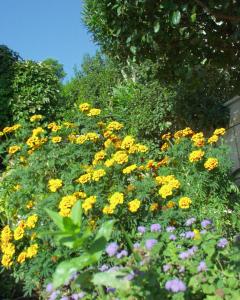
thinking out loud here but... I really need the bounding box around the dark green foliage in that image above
[0,45,20,129]
[42,58,66,81]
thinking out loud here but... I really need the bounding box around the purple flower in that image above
[187,246,198,256]
[163,264,171,272]
[179,251,190,260]
[166,226,175,232]
[185,231,195,239]
[169,234,176,241]
[217,238,228,248]
[46,283,54,293]
[150,223,161,232]
[125,271,135,281]
[165,278,186,293]
[106,242,119,257]
[138,226,146,233]
[145,239,157,250]
[200,229,207,235]
[185,217,196,226]
[60,297,69,300]
[48,291,60,300]
[99,264,109,272]
[201,219,211,228]
[116,250,128,259]
[106,287,116,293]
[71,292,85,300]
[198,261,207,272]
[133,242,140,249]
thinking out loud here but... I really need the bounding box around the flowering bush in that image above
[0,103,239,297]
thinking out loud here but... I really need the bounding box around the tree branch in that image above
[194,0,240,22]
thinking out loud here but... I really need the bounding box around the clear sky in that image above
[0,0,98,81]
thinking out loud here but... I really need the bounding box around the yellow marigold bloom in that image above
[189,150,205,162]
[113,151,128,164]
[0,131,3,136]
[103,130,113,139]
[13,184,21,191]
[109,192,124,207]
[135,143,149,153]
[150,202,159,212]
[8,145,21,155]
[3,126,14,134]
[48,179,63,192]
[162,132,171,140]
[191,132,205,147]
[213,128,225,136]
[30,114,43,122]
[12,124,21,131]
[166,200,176,208]
[92,169,106,181]
[17,251,27,264]
[121,136,135,149]
[26,200,34,209]
[1,242,15,257]
[122,164,137,174]
[26,244,38,258]
[48,122,61,132]
[82,196,96,213]
[87,108,101,116]
[174,130,183,139]
[63,121,76,128]
[76,173,91,184]
[68,134,77,143]
[51,136,62,143]
[193,229,201,240]
[156,175,180,189]
[128,199,141,213]
[161,142,169,151]
[182,127,194,137]
[1,254,13,268]
[76,135,87,144]
[79,102,90,112]
[14,226,24,240]
[86,132,99,142]
[94,150,106,161]
[104,139,113,148]
[178,197,192,209]
[1,225,12,243]
[20,156,27,163]
[26,215,38,229]
[159,185,173,199]
[32,127,44,136]
[204,158,218,171]
[59,194,78,216]
[18,220,26,229]
[73,191,86,199]
[103,205,114,215]
[104,159,114,168]
[107,121,123,131]
[207,135,219,144]
[127,145,137,154]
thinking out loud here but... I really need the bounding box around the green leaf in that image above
[92,271,131,291]
[191,13,196,22]
[130,46,137,55]
[94,220,115,242]
[45,208,65,230]
[70,200,82,227]
[154,22,160,33]
[171,11,181,25]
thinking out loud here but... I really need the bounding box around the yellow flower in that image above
[17,251,27,264]
[104,139,113,148]
[14,226,24,240]
[178,197,192,209]
[207,135,219,144]
[193,229,201,240]
[48,179,63,192]
[32,127,45,136]
[26,215,38,229]
[87,108,101,116]
[122,164,137,174]
[51,136,62,143]
[135,144,149,153]
[182,127,194,137]
[82,196,97,213]
[109,192,124,208]
[191,132,205,147]
[13,184,21,191]
[103,205,115,214]
[76,135,87,144]
[26,244,38,258]
[86,132,99,142]
[1,243,15,257]
[121,136,135,149]
[26,201,34,209]
[94,150,106,161]
[204,158,218,171]
[1,225,12,244]
[213,128,225,136]
[189,150,205,162]
[59,194,78,217]
[68,134,77,143]
[92,169,106,181]
[8,145,21,155]
[1,254,13,268]
[104,159,115,168]
[150,202,159,212]
[159,185,173,199]
[156,175,180,189]
[73,191,87,199]
[162,132,171,140]
[30,114,43,122]
[166,200,176,208]
[128,199,141,213]
[174,130,183,139]
[48,122,61,132]
[79,102,90,112]
[76,173,91,184]
[113,151,128,164]
[161,142,169,151]
[107,121,123,131]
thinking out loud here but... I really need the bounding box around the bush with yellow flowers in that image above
[0,103,239,296]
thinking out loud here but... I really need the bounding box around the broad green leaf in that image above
[130,46,137,55]
[92,271,131,291]
[45,208,65,230]
[94,220,115,242]
[191,13,196,22]
[70,200,82,227]
[171,11,181,25]
[154,22,160,33]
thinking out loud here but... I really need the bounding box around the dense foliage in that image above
[0,104,239,299]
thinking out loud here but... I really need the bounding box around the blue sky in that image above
[0,0,98,81]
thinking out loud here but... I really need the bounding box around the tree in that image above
[42,58,66,81]
[0,45,20,128]
[83,0,240,87]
